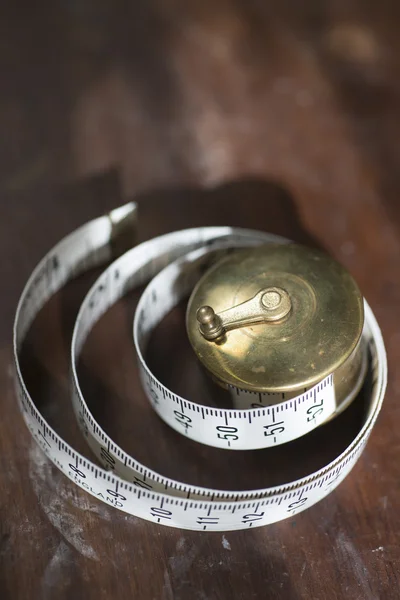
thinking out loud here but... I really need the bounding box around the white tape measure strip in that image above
[132,245,336,449]
[13,203,387,531]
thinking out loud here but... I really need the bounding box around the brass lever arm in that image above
[196,287,292,342]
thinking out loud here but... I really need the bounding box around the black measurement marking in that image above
[38,430,51,447]
[133,476,152,490]
[242,512,265,524]
[216,425,239,441]
[150,507,172,520]
[307,398,324,422]
[264,421,285,437]
[196,516,219,526]
[106,489,126,501]
[69,464,86,478]
[287,497,308,512]
[174,410,192,430]
[100,447,115,469]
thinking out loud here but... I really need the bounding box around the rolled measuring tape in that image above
[13,202,387,531]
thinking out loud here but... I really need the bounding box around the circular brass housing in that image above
[186,244,365,403]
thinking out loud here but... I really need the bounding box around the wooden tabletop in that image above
[1,2,400,598]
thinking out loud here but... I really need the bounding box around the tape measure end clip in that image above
[109,202,138,258]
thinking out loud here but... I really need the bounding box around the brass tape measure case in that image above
[186,244,365,414]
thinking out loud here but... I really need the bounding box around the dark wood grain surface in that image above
[1,1,400,599]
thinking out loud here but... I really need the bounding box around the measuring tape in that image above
[13,202,387,531]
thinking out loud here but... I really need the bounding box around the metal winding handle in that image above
[196,286,292,341]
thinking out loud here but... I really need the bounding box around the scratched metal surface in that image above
[1,1,400,598]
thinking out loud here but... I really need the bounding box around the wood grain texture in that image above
[1,1,400,598]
